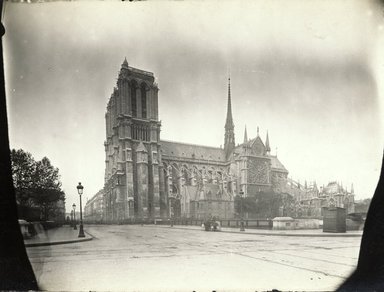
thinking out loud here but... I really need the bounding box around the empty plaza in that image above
[26,225,361,291]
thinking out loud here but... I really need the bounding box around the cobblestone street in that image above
[26,225,361,291]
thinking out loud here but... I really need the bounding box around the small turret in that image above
[265,131,271,154]
[122,57,128,69]
[243,125,248,144]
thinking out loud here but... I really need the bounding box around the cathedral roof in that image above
[160,140,226,162]
[322,181,346,195]
[270,156,288,172]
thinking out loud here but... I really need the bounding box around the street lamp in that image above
[70,210,73,227]
[77,182,85,238]
[72,203,77,230]
[169,196,174,227]
[239,190,245,231]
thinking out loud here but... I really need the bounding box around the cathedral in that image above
[101,59,290,223]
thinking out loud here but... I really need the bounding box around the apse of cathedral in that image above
[96,60,355,223]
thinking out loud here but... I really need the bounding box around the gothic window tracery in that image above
[131,80,137,117]
[141,83,147,118]
[181,167,190,185]
[247,159,269,184]
[251,139,265,156]
[207,171,213,183]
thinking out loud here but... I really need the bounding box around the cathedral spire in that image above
[225,77,234,128]
[351,183,354,194]
[224,76,235,159]
[243,125,248,143]
[265,131,271,154]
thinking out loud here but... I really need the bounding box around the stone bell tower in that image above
[104,59,165,222]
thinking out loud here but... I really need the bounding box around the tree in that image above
[235,191,295,219]
[10,149,36,208]
[30,157,65,221]
[10,149,65,221]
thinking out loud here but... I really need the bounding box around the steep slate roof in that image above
[270,156,288,173]
[160,140,226,162]
[323,181,344,194]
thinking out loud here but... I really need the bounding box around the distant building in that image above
[52,199,66,223]
[285,180,355,217]
[320,182,355,214]
[66,211,80,222]
[84,189,105,223]
[354,198,371,215]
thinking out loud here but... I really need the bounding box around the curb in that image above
[220,229,363,237]
[25,232,94,247]
[150,225,363,238]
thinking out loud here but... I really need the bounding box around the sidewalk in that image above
[151,224,364,237]
[24,225,93,247]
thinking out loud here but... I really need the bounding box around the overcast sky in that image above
[3,0,384,209]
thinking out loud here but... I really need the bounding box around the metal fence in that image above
[158,218,273,229]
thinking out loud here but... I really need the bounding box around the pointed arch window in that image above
[141,83,147,118]
[131,80,137,117]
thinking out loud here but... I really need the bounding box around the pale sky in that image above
[3,0,384,210]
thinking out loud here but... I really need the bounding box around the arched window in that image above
[182,167,189,185]
[131,80,137,117]
[141,83,147,118]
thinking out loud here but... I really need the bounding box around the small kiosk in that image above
[323,207,346,233]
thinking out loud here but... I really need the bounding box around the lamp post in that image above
[169,196,174,227]
[70,210,73,227]
[77,182,85,237]
[72,203,77,230]
[239,190,245,231]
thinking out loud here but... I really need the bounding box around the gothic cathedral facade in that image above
[103,60,289,222]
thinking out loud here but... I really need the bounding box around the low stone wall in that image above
[273,217,323,230]
[295,218,322,229]
[346,219,365,230]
